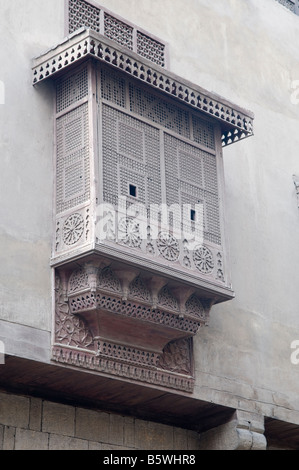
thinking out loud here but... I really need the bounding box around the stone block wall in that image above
[0,391,200,450]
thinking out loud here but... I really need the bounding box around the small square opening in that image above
[129,184,137,198]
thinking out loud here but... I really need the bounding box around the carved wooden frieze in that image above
[52,258,212,392]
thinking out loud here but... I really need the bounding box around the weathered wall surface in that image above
[0,0,64,331]
[1,0,299,441]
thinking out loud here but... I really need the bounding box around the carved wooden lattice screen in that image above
[56,73,90,211]
[99,64,223,278]
[68,0,168,67]
[51,61,226,391]
[31,5,254,394]
[102,105,162,209]
[55,65,91,252]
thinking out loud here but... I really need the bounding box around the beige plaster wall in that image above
[0,0,64,330]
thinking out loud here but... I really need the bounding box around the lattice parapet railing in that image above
[32,29,254,147]
[275,0,299,14]
[67,0,168,67]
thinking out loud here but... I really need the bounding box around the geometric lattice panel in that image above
[100,67,126,108]
[99,66,221,247]
[136,31,166,68]
[56,66,89,114]
[99,66,216,153]
[56,103,90,213]
[192,115,215,150]
[104,12,134,50]
[101,104,161,208]
[164,133,221,246]
[129,82,190,139]
[69,0,101,33]
[68,0,168,67]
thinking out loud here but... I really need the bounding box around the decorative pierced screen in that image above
[164,134,221,245]
[129,82,190,138]
[136,31,166,68]
[69,0,101,33]
[104,13,134,50]
[179,149,204,187]
[68,0,167,67]
[118,122,144,160]
[99,64,220,245]
[56,67,89,113]
[100,67,126,108]
[102,104,162,208]
[56,103,90,213]
[100,106,220,245]
[192,115,215,150]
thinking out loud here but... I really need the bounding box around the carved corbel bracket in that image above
[143,275,168,310]
[113,267,140,301]
[171,285,195,318]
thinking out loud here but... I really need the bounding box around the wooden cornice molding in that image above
[32,28,254,147]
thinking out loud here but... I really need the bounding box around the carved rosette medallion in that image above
[118,217,142,248]
[193,245,214,274]
[157,231,180,261]
[63,213,85,245]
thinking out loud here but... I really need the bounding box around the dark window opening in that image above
[129,184,137,197]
